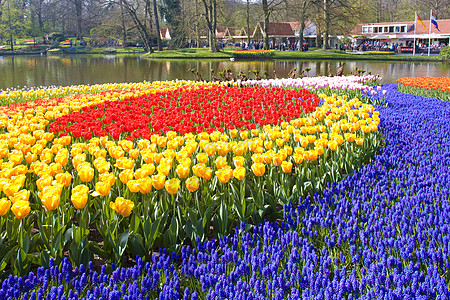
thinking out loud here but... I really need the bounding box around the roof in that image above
[257,22,295,37]
[351,19,450,36]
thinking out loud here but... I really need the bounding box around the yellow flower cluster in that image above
[0,83,379,219]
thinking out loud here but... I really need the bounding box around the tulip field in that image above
[0,75,449,299]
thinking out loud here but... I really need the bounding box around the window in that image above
[363,27,368,33]
[389,26,394,32]
[374,27,379,33]
[401,26,406,33]
[384,27,388,32]
[395,26,400,33]
[368,27,373,33]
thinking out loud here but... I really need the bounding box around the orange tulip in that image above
[202,168,213,181]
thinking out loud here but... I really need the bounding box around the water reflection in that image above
[0,55,449,89]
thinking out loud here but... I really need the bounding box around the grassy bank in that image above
[142,48,444,61]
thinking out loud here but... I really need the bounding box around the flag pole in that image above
[428,10,432,56]
[413,11,417,55]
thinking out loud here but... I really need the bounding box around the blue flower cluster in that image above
[1,84,449,299]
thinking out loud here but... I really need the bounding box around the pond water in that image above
[1,54,449,90]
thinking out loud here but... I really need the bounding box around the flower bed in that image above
[1,83,449,299]
[0,78,381,277]
[238,76,387,105]
[396,76,450,101]
[232,50,275,58]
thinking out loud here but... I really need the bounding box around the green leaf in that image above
[129,234,147,259]
[202,204,217,230]
[118,229,130,257]
[52,229,63,256]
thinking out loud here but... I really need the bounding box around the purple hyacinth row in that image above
[1,84,449,299]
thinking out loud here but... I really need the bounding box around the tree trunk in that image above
[298,1,307,51]
[246,0,250,47]
[262,0,270,50]
[75,0,83,42]
[120,0,127,46]
[202,0,218,52]
[7,0,14,51]
[322,0,329,50]
[152,0,162,51]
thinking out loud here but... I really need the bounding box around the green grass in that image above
[143,48,234,58]
[143,48,443,61]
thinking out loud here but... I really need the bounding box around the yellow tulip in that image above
[41,192,60,211]
[72,153,86,170]
[202,167,213,181]
[196,153,208,164]
[137,177,152,194]
[99,172,116,186]
[95,181,111,197]
[355,138,364,145]
[281,161,293,173]
[55,172,72,188]
[156,163,171,176]
[251,153,264,164]
[328,140,338,151]
[165,178,180,195]
[118,140,134,152]
[3,183,21,198]
[251,163,265,177]
[176,164,190,179]
[233,167,246,180]
[186,176,200,192]
[272,153,284,167]
[10,189,30,204]
[119,169,134,184]
[293,153,304,164]
[215,157,228,170]
[240,130,249,140]
[204,143,217,156]
[73,184,89,194]
[11,200,30,219]
[78,166,94,183]
[233,156,245,168]
[25,153,38,164]
[110,197,134,217]
[155,136,166,148]
[192,163,207,178]
[115,157,135,170]
[71,191,88,210]
[263,152,273,164]
[152,174,166,190]
[0,198,10,216]
[127,180,140,193]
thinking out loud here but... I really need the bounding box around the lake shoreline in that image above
[1,48,446,62]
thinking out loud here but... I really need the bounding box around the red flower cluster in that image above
[49,86,319,139]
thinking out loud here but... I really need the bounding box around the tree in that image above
[201,0,218,52]
[160,0,186,48]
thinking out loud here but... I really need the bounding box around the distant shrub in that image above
[177,48,196,53]
[47,32,65,42]
[103,48,116,54]
[440,46,450,59]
